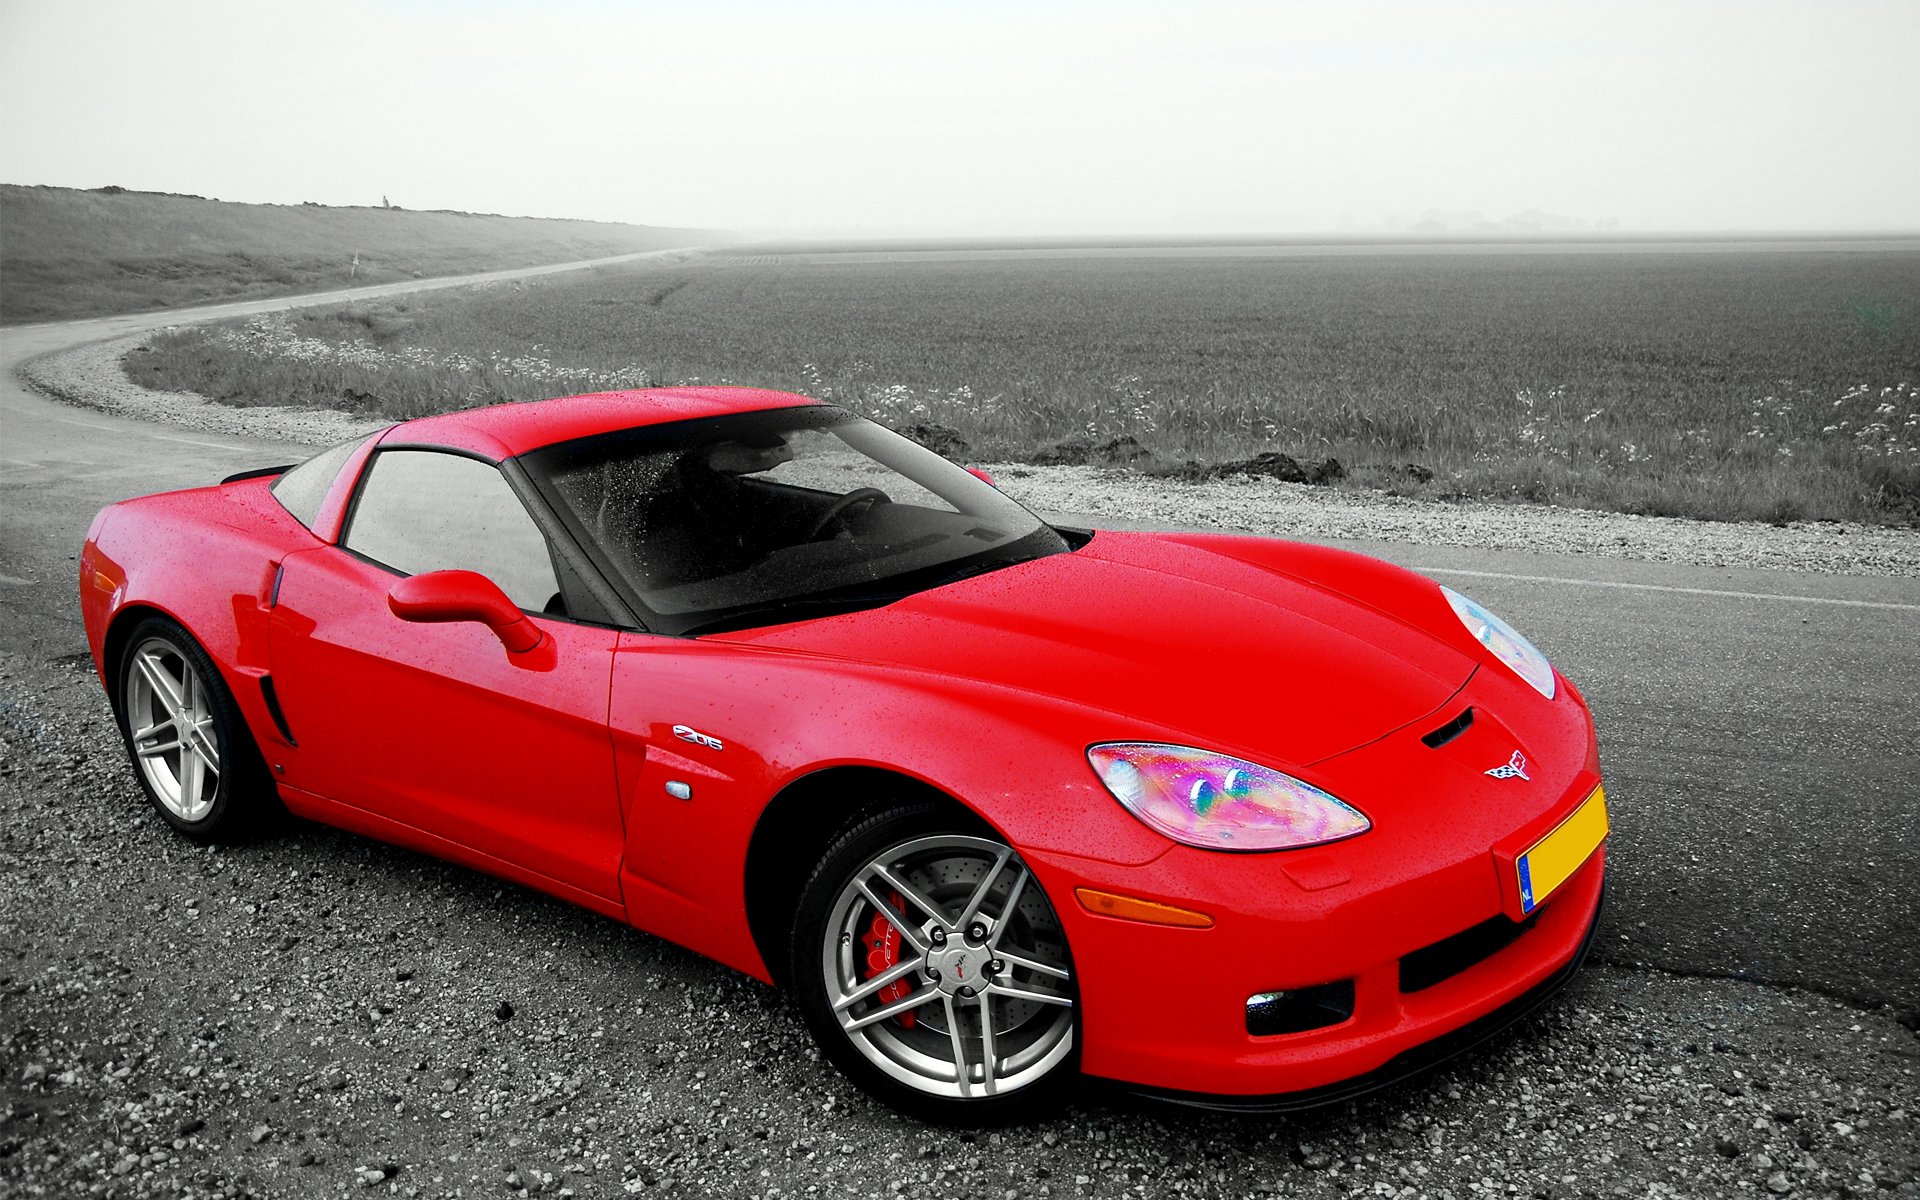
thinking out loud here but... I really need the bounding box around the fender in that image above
[84,478,322,747]
[606,632,1187,979]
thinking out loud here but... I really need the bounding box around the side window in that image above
[343,450,562,612]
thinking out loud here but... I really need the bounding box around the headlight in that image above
[1441,585,1556,698]
[1087,743,1370,852]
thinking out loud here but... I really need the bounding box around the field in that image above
[0,184,715,324]
[125,240,1920,525]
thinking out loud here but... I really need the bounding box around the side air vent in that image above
[259,675,297,746]
[1421,706,1475,749]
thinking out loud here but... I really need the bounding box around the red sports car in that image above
[79,387,1608,1121]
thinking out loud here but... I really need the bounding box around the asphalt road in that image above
[1,263,1916,1197]
[1418,551,1919,1002]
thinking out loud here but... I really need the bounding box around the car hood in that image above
[725,533,1475,765]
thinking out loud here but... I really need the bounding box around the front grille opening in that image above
[1421,706,1475,748]
[1246,980,1356,1036]
[1399,911,1538,993]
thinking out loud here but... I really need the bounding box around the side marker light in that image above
[1074,888,1214,929]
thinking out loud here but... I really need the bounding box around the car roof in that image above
[381,387,824,459]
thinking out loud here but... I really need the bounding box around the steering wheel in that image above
[803,487,890,541]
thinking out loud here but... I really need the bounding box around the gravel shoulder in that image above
[22,334,1920,579]
[17,334,386,448]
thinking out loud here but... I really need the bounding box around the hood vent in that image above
[1421,706,1475,749]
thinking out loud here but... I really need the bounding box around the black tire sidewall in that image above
[788,803,1081,1124]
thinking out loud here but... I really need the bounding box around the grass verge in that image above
[124,243,1920,525]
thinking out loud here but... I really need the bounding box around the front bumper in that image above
[1119,869,1604,1111]
[1024,751,1609,1101]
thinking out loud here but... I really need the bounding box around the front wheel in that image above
[115,617,274,841]
[790,805,1079,1122]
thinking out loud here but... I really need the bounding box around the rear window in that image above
[270,434,374,530]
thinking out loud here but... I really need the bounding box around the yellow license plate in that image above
[1517,785,1608,914]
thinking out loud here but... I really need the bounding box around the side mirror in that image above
[965,466,997,488]
[388,570,545,654]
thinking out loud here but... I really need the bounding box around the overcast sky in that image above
[3,0,1915,236]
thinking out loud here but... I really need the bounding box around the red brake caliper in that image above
[862,891,917,1029]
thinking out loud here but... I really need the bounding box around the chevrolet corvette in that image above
[79,387,1608,1120]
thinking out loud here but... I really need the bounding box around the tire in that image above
[113,616,276,842]
[790,803,1080,1123]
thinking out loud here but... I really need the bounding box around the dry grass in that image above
[125,243,1920,525]
[0,184,715,324]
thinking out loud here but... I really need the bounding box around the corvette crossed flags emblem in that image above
[1485,751,1530,781]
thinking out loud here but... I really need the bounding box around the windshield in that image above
[521,406,1070,634]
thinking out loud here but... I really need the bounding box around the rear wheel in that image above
[791,804,1078,1122]
[115,617,273,841]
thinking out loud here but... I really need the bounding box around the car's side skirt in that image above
[277,784,631,925]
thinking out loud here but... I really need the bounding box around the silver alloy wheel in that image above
[821,834,1075,1100]
[124,636,222,823]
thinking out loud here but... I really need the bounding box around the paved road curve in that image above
[0,249,703,658]
[3,258,1916,1017]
